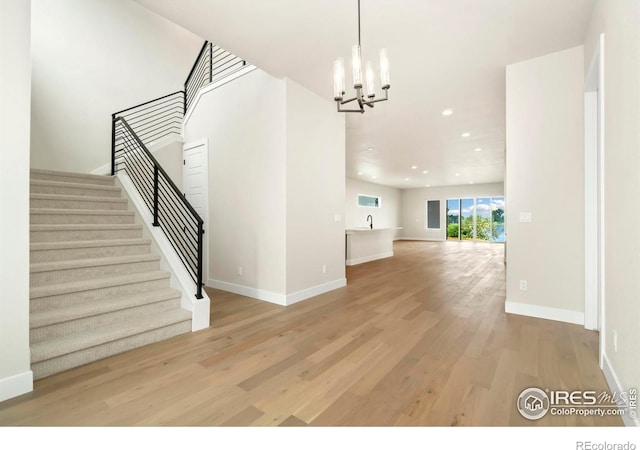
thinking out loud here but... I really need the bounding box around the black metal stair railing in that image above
[112,117,204,299]
[108,40,248,300]
[111,90,184,151]
[184,41,247,112]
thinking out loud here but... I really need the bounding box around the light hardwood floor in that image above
[0,241,621,426]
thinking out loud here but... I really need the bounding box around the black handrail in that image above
[112,117,204,299]
[113,90,185,116]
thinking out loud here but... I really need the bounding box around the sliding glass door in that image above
[446,199,460,240]
[445,196,505,243]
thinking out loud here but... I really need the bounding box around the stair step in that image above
[30,288,183,343]
[30,179,122,198]
[30,208,135,225]
[30,270,171,311]
[31,309,192,379]
[30,193,128,211]
[30,169,115,186]
[30,223,142,242]
[30,238,152,263]
[30,254,161,287]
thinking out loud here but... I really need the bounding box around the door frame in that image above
[584,33,605,367]
[183,138,210,288]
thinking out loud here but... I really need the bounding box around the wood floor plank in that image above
[0,241,621,426]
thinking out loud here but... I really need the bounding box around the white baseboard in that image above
[208,279,286,306]
[286,278,347,305]
[396,237,443,242]
[208,277,347,307]
[0,370,33,403]
[346,251,393,266]
[602,353,640,427]
[504,301,584,325]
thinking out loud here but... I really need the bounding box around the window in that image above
[426,200,440,229]
[357,194,381,208]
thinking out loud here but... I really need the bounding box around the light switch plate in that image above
[519,212,532,223]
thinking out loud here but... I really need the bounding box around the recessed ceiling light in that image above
[474,148,482,152]
[426,184,431,188]
[411,165,417,169]
[357,172,363,175]
[455,173,461,177]
[372,176,376,179]
[367,147,374,151]
[469,181,474,184]
[404,178,410,181]
[442,109,453,116]
[422,170,428,174]
[462,132,471,138]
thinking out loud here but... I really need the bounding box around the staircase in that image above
[29,168,192,379]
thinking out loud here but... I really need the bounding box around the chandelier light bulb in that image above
[365,61,376,98]
[379,48,390,89]
[333,58,346,101]
[352,44,363,88]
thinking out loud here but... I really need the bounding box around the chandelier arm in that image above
[340,96,359,105]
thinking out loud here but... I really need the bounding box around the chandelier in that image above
[333,0,390,113]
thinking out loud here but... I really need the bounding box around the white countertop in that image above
[345,227,403,234]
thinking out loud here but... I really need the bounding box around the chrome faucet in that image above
[366,215,373,229]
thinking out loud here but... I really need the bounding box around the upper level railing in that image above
[112,117,204,299]
[184,41,247,112]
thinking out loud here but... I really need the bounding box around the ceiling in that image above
[134,0,595,189]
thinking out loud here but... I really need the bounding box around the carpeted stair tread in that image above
[30,288,182,329]
[31,238,151,251]
[30,270,170,299]
[30,169,115,186]
[30,208,135,217]
[30,193,127,204]
[30,308,192,362]
[30,179,121,192]
[30,254,160,273]
[31,223,141,232]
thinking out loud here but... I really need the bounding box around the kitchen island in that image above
[345,227,402,266]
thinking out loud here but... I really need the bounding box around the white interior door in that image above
[183,139,209,285]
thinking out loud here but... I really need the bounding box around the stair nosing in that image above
[31,223,142,231]
[30,238,151,251]
[30,309,192,362]
[29,270,171,299]
[30,288,182,329]
[30,169,115,183]
[30,193,127,203]
[30,254,160,273]
[30,179,121,191]
[30,208,134,216]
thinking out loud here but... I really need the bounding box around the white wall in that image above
[286,79,346,295]
[30,0,202,173]
[0,0,33,401]
[505,46,585,321]
[401,183,504,240]
[152,141,183,188]
[346,178,402,238]
[584,0,640,411]
[184,69,288,296]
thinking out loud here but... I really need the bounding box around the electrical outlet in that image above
[519,280,528,291]
[613,330,618,353]
[237,266,243,276]
[334,214,342,223]
[322,265,327,274]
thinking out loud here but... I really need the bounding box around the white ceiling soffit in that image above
[135,0,595,188]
